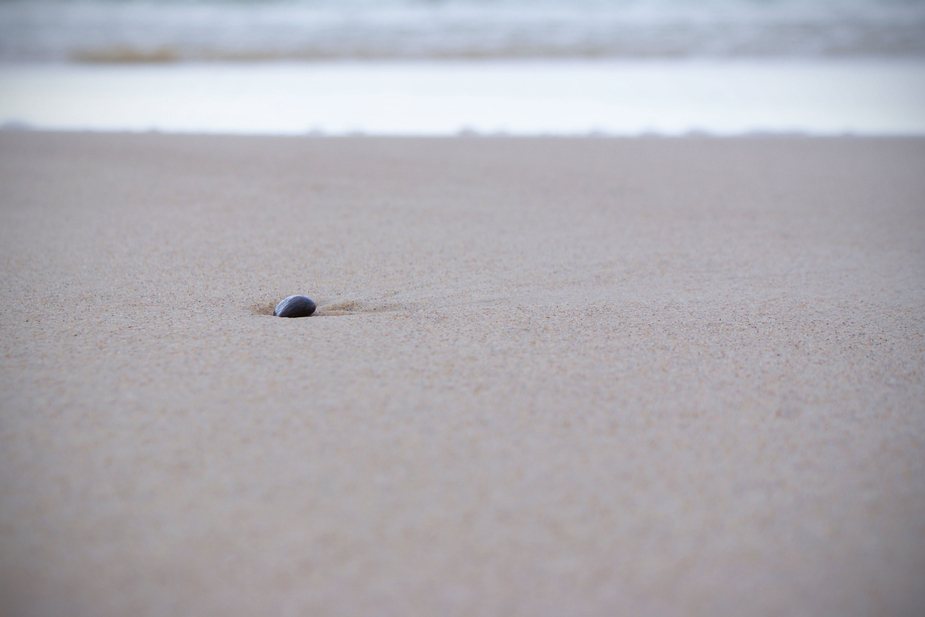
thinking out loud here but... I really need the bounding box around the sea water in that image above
[3,0,924,62]
[1,0,923,135]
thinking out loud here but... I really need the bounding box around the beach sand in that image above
[1,132,923,616]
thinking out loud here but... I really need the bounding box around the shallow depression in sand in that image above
[253,300,402,317]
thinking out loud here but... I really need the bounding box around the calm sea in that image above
[1,0,924,134]
[3,0,925,62]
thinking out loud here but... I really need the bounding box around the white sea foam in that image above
[2,59,924,136]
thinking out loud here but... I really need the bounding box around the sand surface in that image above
[1,133,924,616]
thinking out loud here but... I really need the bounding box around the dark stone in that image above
[274,295,316,318]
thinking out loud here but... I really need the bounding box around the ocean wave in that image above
[2,0,924,62]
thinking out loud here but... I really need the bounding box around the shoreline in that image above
[6,127,925,140]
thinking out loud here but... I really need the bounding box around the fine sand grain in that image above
[1,133,924,616]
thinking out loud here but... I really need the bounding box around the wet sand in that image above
[1,133,924,616]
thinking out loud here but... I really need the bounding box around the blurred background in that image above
[1,0,924,134]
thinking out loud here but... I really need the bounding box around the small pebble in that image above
[274,295,316,318]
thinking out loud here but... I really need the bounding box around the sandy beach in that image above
[1,132,923,616]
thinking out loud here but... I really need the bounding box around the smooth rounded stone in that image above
[273,295,316,318]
